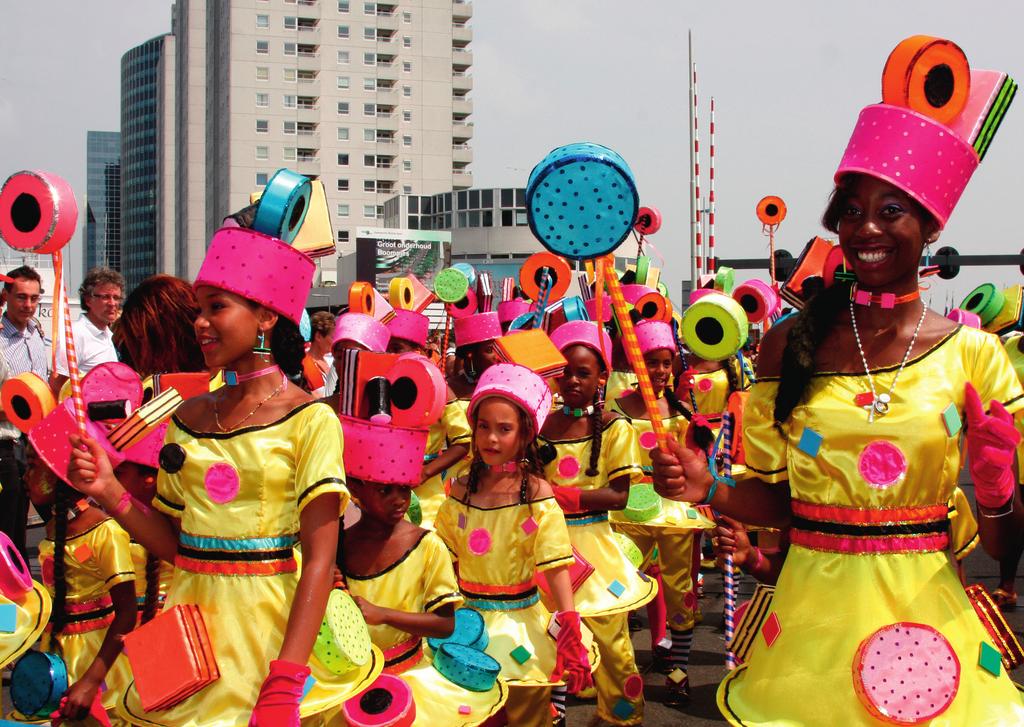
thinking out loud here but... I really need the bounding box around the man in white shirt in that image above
[53,267,123,393]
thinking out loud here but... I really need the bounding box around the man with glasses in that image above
[52,267,124,393]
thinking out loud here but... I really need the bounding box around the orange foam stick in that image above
[600,256,668,450]
[54,250,86,435]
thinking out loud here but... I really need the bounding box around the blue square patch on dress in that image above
[607,580,626,598]
[942,403,962,437]
[301,675,316,701]
[0,603,16,633]
[612,698,635,719]
[797,428,823,458]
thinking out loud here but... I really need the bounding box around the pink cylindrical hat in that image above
[621,284,654,306]
[498,299,532,324]
[454,312,501,348]
[469,363,553,436]
[835,104,979,229]
[636,320,676,355]
[193,226,315,324]
[333,312,391,352]
[584,294,613,323]
[550,320,613,371]
[340,417,428,485]
[387,309,429,348]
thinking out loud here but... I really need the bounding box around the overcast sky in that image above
[1,1,1021,306]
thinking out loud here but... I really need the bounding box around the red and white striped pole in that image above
[708,96,716,274]
[693,62,703,277]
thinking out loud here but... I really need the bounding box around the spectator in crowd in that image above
[301,310,335,396]
[53,267,123,393]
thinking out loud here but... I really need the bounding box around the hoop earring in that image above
[253,330,272,359]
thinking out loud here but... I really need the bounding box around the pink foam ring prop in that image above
[557,455,580,479]
[386,309,429,348]
[635,320,675,356]
[29,398,126,486]
[340,416,429,485]
[836,104,979,229]
[447,287,479,319]
[550,320,613,371]
[621,284,653,307]
[333,312,391,353]
[639,431,659,451]
[342,673,415,727]
[0,171,78,254]
[634,206,662,236]
[81,362,143,412]
[204,462,241,504]
[696,377,714,393]
[386,353,446,428]
[853,622,959,725]
[0,531,32,600]
[857,440,908,490]
[121,421,169,470]
[949,69,1007,145]
[584,294,613,323]
[498,299,531,325]
[469,363,553,435]
[947,308,982,328]
[689,288,715,305]
[732,279,780,324]
[193,226,315,325]
[454,311,501,348]
[468,528,493,556]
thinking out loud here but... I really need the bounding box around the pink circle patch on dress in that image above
[204,462,241,504]
[857,441,908,489]
[468,528,492,556]
[623,673,644,700]
[683,591,698,610]
[557,455,580,479]
[639,431,659,451]
[697,378,714,393]
[853,622,959,724]
[41,556,54,588]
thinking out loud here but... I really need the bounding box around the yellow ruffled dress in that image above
[340,530,508,726]
[1003,334,1024,481]
[718,326,1024,725]
[416,400,472,529]
[120,402,381,727]
[37,517,135,721]
[128,542,173,624]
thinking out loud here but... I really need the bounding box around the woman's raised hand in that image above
[68,434,123,507]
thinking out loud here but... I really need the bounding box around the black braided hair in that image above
[585,391,604,478]
[665,384,715,452]
[142,553,161,624]
[724,356,741,395]
[50,483,71,636]
[773,281,852,426]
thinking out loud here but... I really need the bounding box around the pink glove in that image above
[551,485,582,513]
[549,611,592,694]
[249,659,310,727]
[50,693,112,726]
[965,383,1021,509]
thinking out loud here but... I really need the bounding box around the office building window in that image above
[364,2,375,14]
[283,147,297,162]
[256,119,269,133]
[284,42,296,56]
[256,172,269,186]
[338,0,349,12]
[402,11,411,22]
[364,204,377,218]
[255,92,269,107]
[364,52,376,66]
[402,110,412,122]
[402,36,411,48]
[364,154,376,167]
[337,204,350,217]
[337,127,349,141]
[363,103,376,116]
[364,180,376,192]
[284,16,297,29]
[337,179,349,191]
[402,135,412,147]
[403,159,412,171]
[283,68,296,82]
[364,27,376,40]
[402,61,411,73]
[363,129,376,141]
[337,101,350,115]
[403,185,412,194]
[337,153,350,166]
[402,85,411,97]
[364,78,376,91]
[256,14,269,28]
[283,120,296,134]
[256,66,269,81]
[256,40,269,54]
[255,146,269,160]
[338,25,350,38]
[337,229,349,243]
[337,50,349,64]
[283,94,297,109]
[337,76,350,89]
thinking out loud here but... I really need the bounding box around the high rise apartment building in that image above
[83,131,122,272]
[161,0,474,286]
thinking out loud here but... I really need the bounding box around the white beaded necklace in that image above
[849,297,928,424]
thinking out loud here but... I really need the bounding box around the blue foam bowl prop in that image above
[11,651,68,718]
[433,642,500,692]
[451,262,477,287]
[526,142,639,261]
[428,607,489,652]
[253,168,312,244]
[562,296,590,322]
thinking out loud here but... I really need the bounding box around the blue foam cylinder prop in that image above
[11,651,68,717]
[252,168,312,244]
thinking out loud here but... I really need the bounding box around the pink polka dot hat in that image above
[193,226,315,324]
[333,312,391,353]
[386,309,429,348]
[635,320,676,356]
[550,320,613,371]
[455,311,502,348]
[469,363,553,436]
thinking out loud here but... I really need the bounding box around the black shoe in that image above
[651,645,673,674]
[664,675,691,709]
[628,612,643,632]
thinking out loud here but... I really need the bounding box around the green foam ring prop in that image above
[407,490,422,526]
[313,588,373,675]
[433,267,471,304]
[623,482,662,522]
[635,256,652,287]
[681,293,749,362]
[715,266,736,295]
[613,532,644,569]
[961,283,1005,326]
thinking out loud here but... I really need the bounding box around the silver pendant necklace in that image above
[849,297,928,423]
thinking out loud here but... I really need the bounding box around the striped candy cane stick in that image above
[719,412,737,670]
[531,268,552,329]
[438,311,451,372]
[600,256,668,449]
[54,250,86,434]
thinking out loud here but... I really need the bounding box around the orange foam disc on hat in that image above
[348,281,375,316]
[756,196,787,226]
[520,252,571,303]
[882,35,971,124]
[634,291,673,323]
[1,373,56,433]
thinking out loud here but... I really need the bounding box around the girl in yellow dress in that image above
[68,226,379,726]
[652,58,1024,721]
[435,363,596,727]
[542,321,657,726]
[610,320,716,708]
[335,403,508,725]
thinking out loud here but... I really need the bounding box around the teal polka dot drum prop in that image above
[313,588,373,675]
[433,642,501,692]
[427,607,489,652]
[526,143,639,260]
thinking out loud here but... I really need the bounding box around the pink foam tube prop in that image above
[584,295,612,323]
[733,279,780,324]
[447,287,478,319]
[387,353,446,428]
[0,531,32,599]
[947,308,982,329]
[0,171,77,254]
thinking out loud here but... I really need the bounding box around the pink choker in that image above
[487,461,519,473]
[224,364,281,386]
[851,285,920,309]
